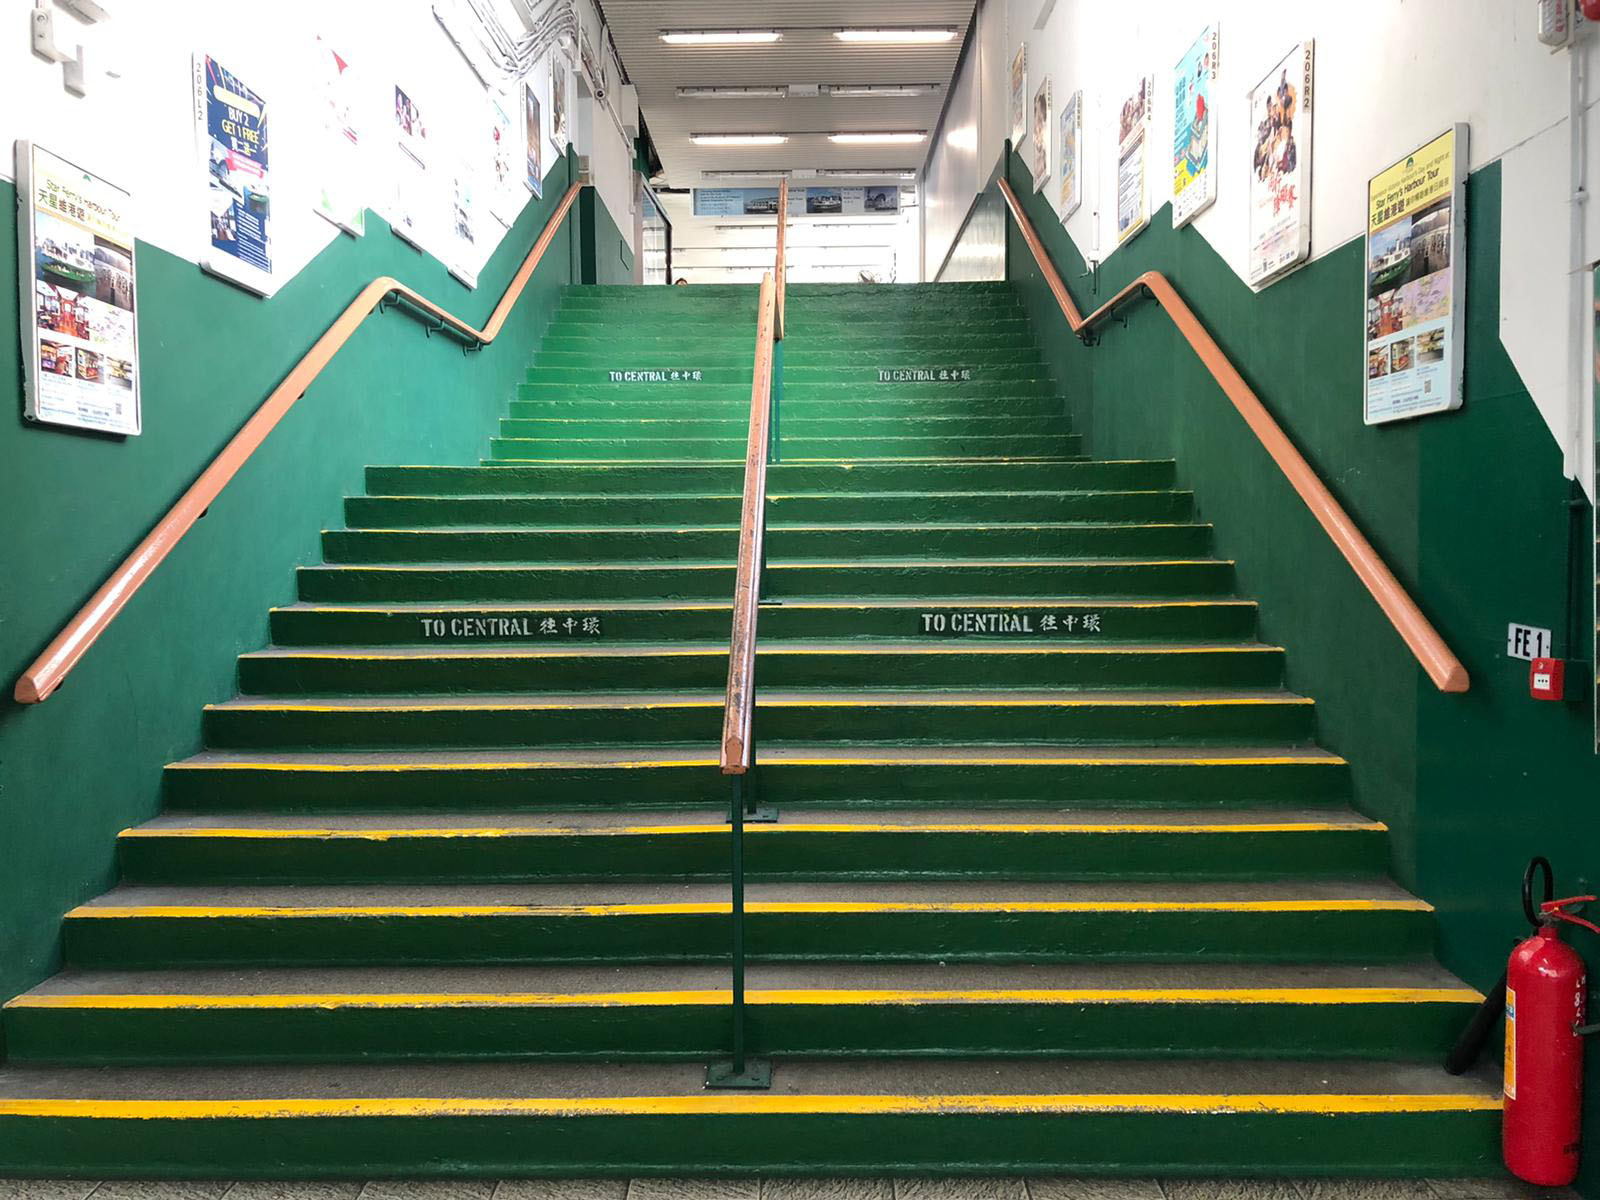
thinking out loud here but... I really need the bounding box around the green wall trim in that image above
[0,153,581,1010]
[999,148,1600,1194]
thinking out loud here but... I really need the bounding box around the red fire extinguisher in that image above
[1504,857,1599,1186]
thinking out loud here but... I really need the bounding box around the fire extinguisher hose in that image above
[1443,857,1553,1075]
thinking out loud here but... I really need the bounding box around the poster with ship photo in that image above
[1363,126,1469,425]
[1172,25,1218,229]
[1247,41,1314,288]
[16,141,141,436]
[194,54,273,296]
[1115,75,1153,246]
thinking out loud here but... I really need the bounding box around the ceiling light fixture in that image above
[815,168,917,179]
[692,133,790,146]
[827,131,927,145]
[822,84,943,98]
[679,86,789,99]
[660,29,782,45]
[833,28,959,44]
[701,169,793,180]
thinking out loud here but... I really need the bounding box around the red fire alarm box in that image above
[1530,657,1565,701]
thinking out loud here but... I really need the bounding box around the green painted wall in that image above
[1001,148,1600,1189]
[0,155,591,1014]
[580,188,635,285]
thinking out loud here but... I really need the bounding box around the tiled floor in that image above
[0,1180,1577,1200]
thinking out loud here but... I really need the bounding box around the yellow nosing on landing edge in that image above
[0,1093,1502,1120]
[66,898,1432,920]
[5,985,1485,1011]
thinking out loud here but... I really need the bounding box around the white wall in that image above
[924,0,1600,491]
[2,0,637,293]
[659,192,921,286]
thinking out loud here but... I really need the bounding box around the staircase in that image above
[0,282,1499,1176]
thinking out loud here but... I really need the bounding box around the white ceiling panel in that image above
[600,0,977,186]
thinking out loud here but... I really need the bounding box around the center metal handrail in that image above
[708,178,786,1090]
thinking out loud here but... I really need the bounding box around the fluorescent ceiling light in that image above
[692,133,790,146]
[660,30,781,45]
[828,131,927,145]
[816,168,917,179]
[833,28,958,44]
[702,170,793,180]
[679,86,789,99]
[823,84,942,98]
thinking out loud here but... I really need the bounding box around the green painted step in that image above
[507,395,1067,419]
[531,348,1046,370]
[319,523,1212,565]
[538,331,1041,354]
[64,878,1412,967]
[344,489,1195,528]
[516,378,1061,401]
[235,641,1283,694]
[497,415,1069,440]
[295,559,1238,603]
[202,688,1313,750]
[486,434,1083,461]
[115,807,1368,884]
[366,460,1179,495]
[0,1058,1501,1176]
[268,598,1256,646]
[156,745,1343,812]
[525,364,1052,387]
[3,962,1472,1065]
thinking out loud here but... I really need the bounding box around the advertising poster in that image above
[524,82,543,199]
[1172,25,1218,229]
[1059,90,1082,218]
[1247,41,1314,288]
[488,91,520,228]
[313,36,364,237]
[1115,75,1153,246]
[1009,45,1027,148]
[447,163,479,289]
[1031,76,1052,191]
[390,84,429,248]
[1363,126,1469,425]
[694,188,897,218]
[16,141,141,436]
[194,54,272,295]
[551,58,569,150]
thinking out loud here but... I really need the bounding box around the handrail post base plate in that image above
[705,1059,773,1090]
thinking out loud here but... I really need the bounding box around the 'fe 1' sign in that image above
[1506,623,1552,661]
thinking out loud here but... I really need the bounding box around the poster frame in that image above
[1172,24,1219,230]
[1361,123,1470,426]
[16,139,142,436]
[312,36,365,238]
[193,52,274,297]
[1115,74,1154,247]
[1009,45,1027,149]
[1031,75,1052,192]
[1059,89,1083,219]
[1246,40,1315,289]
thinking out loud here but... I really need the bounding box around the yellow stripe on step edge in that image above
[117,819,1386,840]
[66,898,1432,919]
[0,1093,1502,1120]
[6,986,1484,1011]
[211,696,1314,714]
[161,755,1343,773]
[248,645,1282,660]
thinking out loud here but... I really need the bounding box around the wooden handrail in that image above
[996,176,1469,694]
[774,179,788,341]
[720,272,778,773]
[15,181,584,705]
